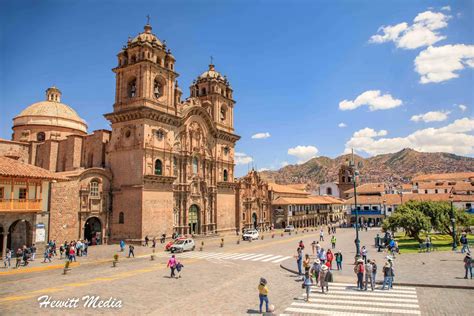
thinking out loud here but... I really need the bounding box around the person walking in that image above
[464,253,472,279]
[326,249,334,270]
[425,235,431,252]
[303,271,313,301]
[167,254,177,278]
[22,246,30,266]
[30,244,37,261]
[175,261,183,279]
[460,233,470,254]
[335,251,343,270]
[152,237,156,249]
[319,248,327,264]
[295,247,303,276]
[382,262,394,290]
[361,246,367,263]
[69,246,76,262]
[15,248,22,268]
[327,225,331,235]
[310,259,321,283]
[144,235,149,247]
[319,228,324,242]
[311,241,317,256]
[303,254,311,275]
[59,244,65,259]
[371,259,377,289]
[354,258,364,290]
[3,248,11,268]
[298,240,305,250]
[128,244,135,258]
[42,247,52,263]
[364,259,374,291]
[258,277,269,314]
[331,235,336,249]
[83,240,88,256]
[319,265,330,294]
[120,240,125,252]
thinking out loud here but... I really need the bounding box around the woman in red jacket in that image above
[326,249,334,270]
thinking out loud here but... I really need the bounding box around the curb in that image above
[279,263,474,290]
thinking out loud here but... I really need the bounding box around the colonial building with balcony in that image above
[0,156,65,258]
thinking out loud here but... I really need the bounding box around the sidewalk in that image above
[280,228,474,289]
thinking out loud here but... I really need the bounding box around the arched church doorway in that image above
[84,217,102,245]
[252,213,258,230]
[189,205,200,234]
[8,220,32,251]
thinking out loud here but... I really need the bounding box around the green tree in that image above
[383,201,431,242]
[414,201,469,237]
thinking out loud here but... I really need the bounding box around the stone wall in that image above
[216,185,236,233]
[0,139,30,163]
[50,179,80,242]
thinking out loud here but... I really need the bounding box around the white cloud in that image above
[287,145,318,164]
[251,132,271,139]
[258,168,269,172]
[345,118,474,156]
[415,44,474,84]
[441,6,451,12]
[338,122,347,128]
[353,128,388,138]
[459,104,467,112]
[410,110,450,122]
[234,152,253,165]
[369,10,450,50]
[339,90,402,111]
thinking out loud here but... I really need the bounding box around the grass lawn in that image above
[394,233,474,253]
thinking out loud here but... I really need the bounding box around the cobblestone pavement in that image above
[0,227,472,315]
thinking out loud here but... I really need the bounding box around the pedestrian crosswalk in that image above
[154,251,291,264]
[283,282,421,315]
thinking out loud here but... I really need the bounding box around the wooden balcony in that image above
[0,199,42,212]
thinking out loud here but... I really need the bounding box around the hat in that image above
[321,265,329,271]
[386,255,393,261]
[357,258,364,263]
[260,277,267,285]
[314,259,321,264]
[371,259,376,263]
[384,262,391,267]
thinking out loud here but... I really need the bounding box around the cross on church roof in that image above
[210,56,214,65]
[146,14,151,25]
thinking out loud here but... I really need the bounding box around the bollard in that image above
[151,248,155,261]
[281,233,284,237]
[289,232,291,236]
[272,233,275,238]
[261,235,264,240]
[112,254,119,267]
[63,260,71,275]
[296,231,298,235]
[237,239,240,244]
[220,238,224,248]
[200,241,204,251]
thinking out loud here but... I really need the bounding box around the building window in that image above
[223,147,229,155]
[37,132,46,142]
[155,129,164,140]
[154,159,163,175]
[220,106,227,121]
[128,78,137,98]
[192,157,199,174]
[153,78,163,98]
[435,189,438,194]
[342,176,346,182]
[467,203,472,209]
[19,188,27,200]
[223,169,228,182]
[90,181,99,197]
[201,88,206,96]
[173,157,178,176]
[425,190,428,194]
[0,187,4,199]
[263,212,266,219]
[326,187,332,195]
[363,206,370,211]
[119,212,124,224]
[243,212,246,220]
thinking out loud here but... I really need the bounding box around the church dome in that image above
[198,64,225,81]
[13,86,87,133]
[131,23,163,47]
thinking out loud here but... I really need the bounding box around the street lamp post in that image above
[350,150,360,257]
[449,194,457,251]
[383,199,387,222]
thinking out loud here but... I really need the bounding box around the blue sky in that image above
[1,0,473,176]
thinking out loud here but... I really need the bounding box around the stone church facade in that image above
[0,22,239,243]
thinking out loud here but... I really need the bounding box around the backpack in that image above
[325,271,333,283]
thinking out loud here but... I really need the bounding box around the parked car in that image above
[242,229,259,240]
[165,236,186,251]
[170,238,195,253]
[284,225,295,232]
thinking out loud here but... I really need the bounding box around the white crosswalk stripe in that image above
[283,282,421,315]
[160,251,290,263]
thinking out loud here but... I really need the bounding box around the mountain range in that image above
[259,148,474,190]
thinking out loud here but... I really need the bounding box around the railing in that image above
[351,210,382,215]
[0,199,42,211]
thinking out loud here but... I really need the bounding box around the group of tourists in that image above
[2,244,36,269]
[166,254,184,279]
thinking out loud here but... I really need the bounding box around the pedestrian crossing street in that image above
[283,282,421,315]
[155,251,291,264]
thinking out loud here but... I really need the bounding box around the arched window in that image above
[131,55,136,63]
[223,169,228,182]
[119,212,124,224]
[201,88,206,96]
[153,78,163,98]
[90,181,99,197]
[220,106,227,121]
[342,176,346,182]
[192,157,199,174]
[128,78,137,98]
[154,159,162,175]
[37,132,45,142]
[326,187,332,195]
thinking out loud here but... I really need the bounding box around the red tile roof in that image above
[0,156,67,181]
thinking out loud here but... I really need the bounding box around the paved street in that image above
[0,228,472,315]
